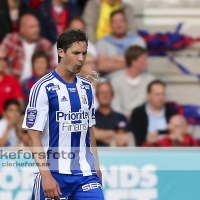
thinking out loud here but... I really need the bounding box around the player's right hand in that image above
[42,175,62,199]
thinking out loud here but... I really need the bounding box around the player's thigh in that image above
[70,175,105,200]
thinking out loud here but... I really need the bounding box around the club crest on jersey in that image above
[81,95,87,104]
[81,85,90,90]
[26,108,37,128]
[46,85,60,91]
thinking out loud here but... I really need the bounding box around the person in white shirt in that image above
[0,14,54,82]
[0,99,21,146]
[110,46,155,118]
[19,14,51,82]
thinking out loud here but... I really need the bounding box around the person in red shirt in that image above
[0,50,24,116]
[30,0,43,9]
[143,115,198,147]
[36,0,81,44]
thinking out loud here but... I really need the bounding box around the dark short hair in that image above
[3,99,20,111]
[68,17,86,28]
[57,29,88,63]
[31,49,50,69]
[147,80,166,93]
[96,81,114,96]
[125,46,147,66]
[110,9,126,21]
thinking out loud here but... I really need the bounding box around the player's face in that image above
[62,41,87,74]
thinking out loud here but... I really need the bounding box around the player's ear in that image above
[58,48,65,59]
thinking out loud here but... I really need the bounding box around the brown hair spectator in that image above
[110,9,126,21]
[68,17,86,28]
[147,80,166,93]
[31,49,50,70]
[96,81,114,97]
[125,46,147,66]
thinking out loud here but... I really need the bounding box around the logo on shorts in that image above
[82,182,102,192]
[26,108,37,128]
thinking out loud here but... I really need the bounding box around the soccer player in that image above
[22,29,104,200]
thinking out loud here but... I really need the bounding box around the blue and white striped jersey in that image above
[22,70,96,176]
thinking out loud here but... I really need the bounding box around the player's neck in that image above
[56,65,75,83]
[98,106,112,115]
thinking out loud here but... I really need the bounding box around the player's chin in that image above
[74,67,82,74]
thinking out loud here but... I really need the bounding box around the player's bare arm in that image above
[28,129,62,199]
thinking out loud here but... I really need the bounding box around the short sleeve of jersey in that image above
[89,85,96,127]
[22,84,49,131]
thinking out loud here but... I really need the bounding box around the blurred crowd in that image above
[0,0,199,148]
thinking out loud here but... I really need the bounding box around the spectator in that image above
[143,115,198,147]
[110,46,155,118]
[93,82,128,146]
[68,17,97,58]
[36,0,81,44]
[74,0,89,14]
[15,115,29,147]
[53,17,97,64]
[78,54,100,109]
[30,0,43,9]
[0,50,24,116]
[83,0,135,43]
[0,99,21,146]
[0,0,33,42]
[22,50,50,106]
[96,10,146,74]
[0,14,54,82]
[129,80,177,146]
[111,121,135,147]
[79,54,97,86]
